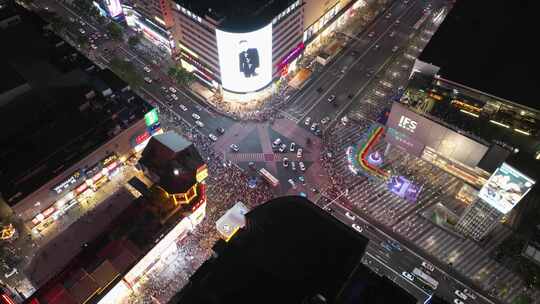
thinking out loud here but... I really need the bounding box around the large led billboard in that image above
[104,0,123,19]
[478,163,535,214]
[216,24,273,93]
[386,103,489,167]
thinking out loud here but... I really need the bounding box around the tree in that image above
[128,35,141,48]
[109,56,142,88]
[106,22,123,41]
[73,0,92,12]
[512,294,531,304]
[168,65,196,87]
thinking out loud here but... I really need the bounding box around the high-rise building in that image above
[124,0,364,98]
[389,0,540,240]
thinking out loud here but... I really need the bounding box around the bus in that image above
[413,267,439,290]
[259,168,279,187]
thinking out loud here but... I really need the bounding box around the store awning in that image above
[289,68,312,90]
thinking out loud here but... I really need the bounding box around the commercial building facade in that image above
[120,0,365,99]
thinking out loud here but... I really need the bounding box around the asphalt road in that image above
[286,0,443,133]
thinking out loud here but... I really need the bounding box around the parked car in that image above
[208,133,218,141]
[179,104,188,111]
[216,127,225,134]
[368,31,375,38]
[299,161,305,171]
[421,261,434,272]
[392,45,399,52]
[454,290,467,300]
[143,66,151,73]
[144,77,152,83]
[192,113,201,120]
[321,116,330,124]
[381,241,393,252]
[352,223,363,232]
[401,271,414,282]
[345,212,356,220]
[288,178,296,189]
[388,240,402,251]
[279,143,287,153]
[230,144,239,152]
[272,138,281,147]
[462,289,477,300]
[289,142,296,152]
[283,157,289,167]
[169,87,177,93]
[310,123,318,131]
[171,94,178,101]
[195,120,204,127]
[327,94,336,102]
[304,117,311,126]
[296,148,303,159]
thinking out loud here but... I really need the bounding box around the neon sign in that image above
[278,42,304,70]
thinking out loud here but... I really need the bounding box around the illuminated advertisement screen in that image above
[104,0,123,18]
[388,176,423,203]
[216,23,273,93]
[478,163,535,214]
[144,108,159,126]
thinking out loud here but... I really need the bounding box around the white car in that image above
[310,123,318,131]
[272,138,281,147]
[304,117,311,126]
[179,104,188,111]
[4,267,17,278]
[463,289,477,300]
[454,290,467,301]
[454,299,464,304]
[90,44,98,50]
[171,94,178,101]
[296,148,303,159]
[291,161,296,171]
[327,94,336,102]
[169,87,177,93]
[79,28,85,34]
[368,31,375,38]
[208,133,218,141]
[144,77,152,83]
[279,143,287,153]
[385,13,391,19]
[195,120,204,127]
[341,116,349,125]
[321,116,330,124]
[192,113,201,120]
[421,261,435,272]
[230,144,239,152]
[288,178,296,189]
[143,66,151,73]
[392,46,399,52]
[299,161,305,171]
[290,142,296,152]
[352,223,363,232]
[345,212,356,221]
[389,31,396,37]
[401,271,414,281]
[283,157,289,167]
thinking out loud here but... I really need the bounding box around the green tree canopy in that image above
[106,22,123,40]
[167,65,196,87]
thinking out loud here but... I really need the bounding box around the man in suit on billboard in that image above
[238,40,259,78]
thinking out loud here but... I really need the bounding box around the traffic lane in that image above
[302,0,424,122]
[288,0,409,112]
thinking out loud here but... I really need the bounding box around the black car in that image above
[216,127,225,135]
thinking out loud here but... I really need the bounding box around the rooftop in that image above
[139,131,205,194]
[0,6,153,205]
[174,0,296,32]
[171,196,386,304]
[402,73,540,161]
[418,0,537,109]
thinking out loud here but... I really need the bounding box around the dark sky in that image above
[419,0,538,109]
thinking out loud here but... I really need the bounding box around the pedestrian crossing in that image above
[325,121,539,303]
[225,153,268,162]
